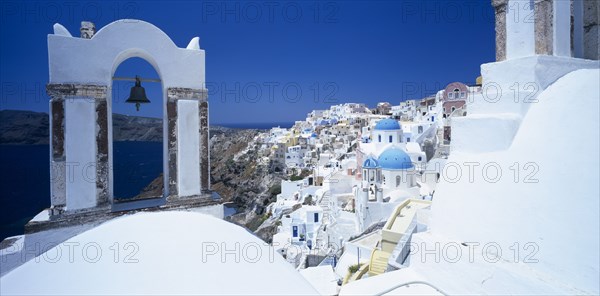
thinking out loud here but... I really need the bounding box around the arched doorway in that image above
[109,57,164,201]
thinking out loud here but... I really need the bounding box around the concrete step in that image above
[368,249,391,276]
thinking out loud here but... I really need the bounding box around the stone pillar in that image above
[492,0,508,61]
[46,83,108,212]
[535,0,578,58]
[166,95,178,197]
[554,0,572,56]
[95,97,109,205]
[48,96,66,212]
[199,100,210,192]
[166,87,208,198]
[573,0,585,58]
[535,0,554,55]
[583,0,599,60]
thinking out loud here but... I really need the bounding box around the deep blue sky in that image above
[0,1,495,125]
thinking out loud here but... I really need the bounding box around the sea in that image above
[0,142,162,241]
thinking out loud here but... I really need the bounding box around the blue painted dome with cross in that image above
[362,156,379,169]
[378,147,413,170]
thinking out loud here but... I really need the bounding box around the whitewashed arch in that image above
[49,19,204,88]
[47,20,209,212]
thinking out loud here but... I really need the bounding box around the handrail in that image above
[375,280,448,296]
[349,263,370,282]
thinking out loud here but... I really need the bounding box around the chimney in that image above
[80,21,95,39]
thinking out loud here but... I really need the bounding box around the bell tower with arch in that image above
[46,20,215,214]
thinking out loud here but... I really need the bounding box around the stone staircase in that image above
[319,191,334,224]
[368,249,391,276]
[315,191,333,252]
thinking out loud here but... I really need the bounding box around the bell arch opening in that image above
[108,56,166,202]
[45,20,215,219]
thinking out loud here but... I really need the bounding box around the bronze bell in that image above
[125,76,150,111]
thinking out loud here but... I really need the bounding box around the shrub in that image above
[290,175,303,181]
[268,184,281,196]
[348,263,363,274]
[303,195,313,205]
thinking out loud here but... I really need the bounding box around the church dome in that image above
[362,156,379,168]
[374,118,401,130]
[378,147,413,170]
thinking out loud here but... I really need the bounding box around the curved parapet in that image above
[47,19,205,89]
[52,23,71,37]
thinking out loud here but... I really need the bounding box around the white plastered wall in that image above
[505,0,535,60]
[64,97,97,210]
[177,99,201,197]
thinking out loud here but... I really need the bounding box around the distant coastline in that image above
[0,110,276,145]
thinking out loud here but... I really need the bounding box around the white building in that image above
[285,145,305,169]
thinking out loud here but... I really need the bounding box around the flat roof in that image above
[350,231,382,249]
[387,200,431,234]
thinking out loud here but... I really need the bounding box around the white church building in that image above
[353,118,425,232]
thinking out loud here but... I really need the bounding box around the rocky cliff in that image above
[0,110,232,144]
[1,110,166,143]
[209,127,287,239]
[0,110,49,145]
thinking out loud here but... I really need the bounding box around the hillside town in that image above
[234,81,475,292]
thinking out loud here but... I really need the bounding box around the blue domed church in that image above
[354,117,423,232]
[360,146,415,192]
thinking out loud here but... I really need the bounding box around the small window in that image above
[378,135,381,142]
[407,137,411,142]
[314,213,319,223]
[451,106,456,112]
[389,135,393,143]
[418,156,422,161]
[453,88,460,96]
[396,175,401,187]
